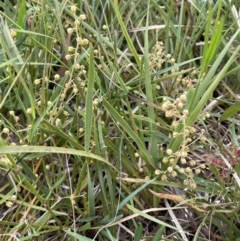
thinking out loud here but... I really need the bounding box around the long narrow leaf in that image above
[85,44,95,151]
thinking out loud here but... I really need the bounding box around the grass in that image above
[0,0,240,240]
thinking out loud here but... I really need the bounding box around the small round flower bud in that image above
[2,128,9,134]
[181,158,186,164]
[67,28,74,34]
[190,182,196,189]
[34,79,41,85]
[55,118,61,127]
[180,151,188,158]
[79,127,84,133]
[169,158,175,164]
[195,168,201,174]
[82,38,89,45]
[79,14,87,21]
[192,69,197,75]
[173,132,179,138]
[166,149,173,155]
[74,63,80,69]
[102,25,107,30]
[186,138,192,143]
[172,121,179,128]
[190,127,196,134]
[182,109,189,116]
[188,172,194,178]
[54,74,60,81]
[65,82,71,88]
[161,174,167,181]
[134,152,139,157]
[180,94,187,102]
[61,93,66,100]
[162,157,168,163]
[179,168,185,173]
[11,30,17,38]
[70,5,77,13]
[174,165,180,170]
[189,160,196,166]
[73,88,78,94]
[200,137,207,143]
[68,46,75,52]
[184,146,189,152]
[74,19,80,26]
[175,151,180,158]
[205,112,211,118]
[46,164,50,170]
[65,54,71,60]
[171,171,177,177]
[11,195,17,201]
[76,37,83,45]
[93,100,98,106]
[167,166,173,173]
[162,102,169,110]
[64,111,69,116]
[165,110,174,117]
[6,201,13,208]
[155,169,161,176]
[200,164,206,169]
[9,111,15,117]
[177,102,184,109]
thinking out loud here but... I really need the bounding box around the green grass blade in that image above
[127,204,179,231]
[16,0,26,39]
[113,0,141,68]
[64,229,93,241]
[102,98,153,167]
[220,103,240,121]
[0,146,117,171]
[85,43,95,151]
[143,2,158,167]
[118,178,155,210]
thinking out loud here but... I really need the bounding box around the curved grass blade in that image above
[220,102,240,121]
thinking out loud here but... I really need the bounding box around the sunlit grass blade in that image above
[0,146,117,170]
[201,16,225,76]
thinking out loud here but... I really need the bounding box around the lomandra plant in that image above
[1,0,240,240]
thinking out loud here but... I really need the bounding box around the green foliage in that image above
[0,0,240,240]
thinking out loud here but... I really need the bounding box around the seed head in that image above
[79,14,87,21]
[70,5,77,13]
[155,169,161,176]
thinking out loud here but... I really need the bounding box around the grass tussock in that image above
[0,0,240,240]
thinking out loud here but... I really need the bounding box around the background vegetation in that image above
[0,0,240,240]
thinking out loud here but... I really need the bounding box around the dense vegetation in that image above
[0,0,240,240]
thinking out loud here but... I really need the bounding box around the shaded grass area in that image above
[0,0,240,240]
